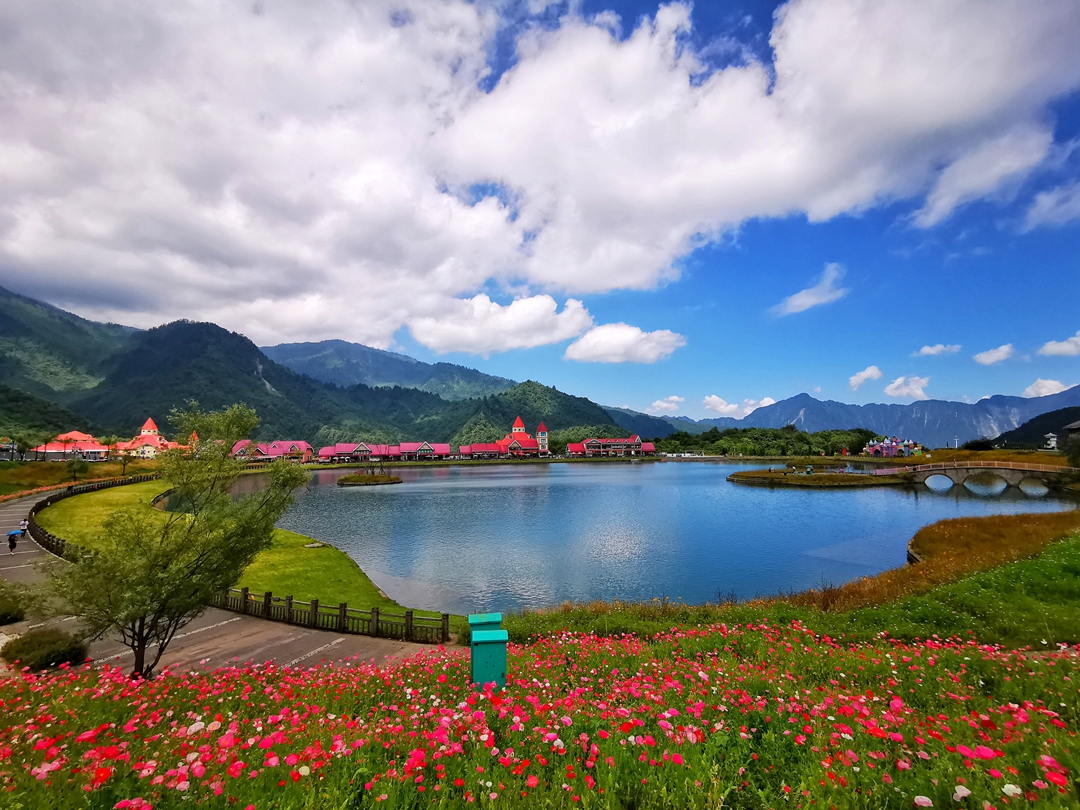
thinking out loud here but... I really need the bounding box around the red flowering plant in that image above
[0,621,1076,808]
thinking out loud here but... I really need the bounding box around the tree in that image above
[66,456,89,482]
[51,403,308,678]
[1065,435,1080,468]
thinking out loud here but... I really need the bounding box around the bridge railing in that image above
[909,461,1080,474]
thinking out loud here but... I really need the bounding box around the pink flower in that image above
[914,796,933,807]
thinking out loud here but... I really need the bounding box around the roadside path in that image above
[0,492,439,673]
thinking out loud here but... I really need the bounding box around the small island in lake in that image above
[727,468,913,487]
[337,473,403,487]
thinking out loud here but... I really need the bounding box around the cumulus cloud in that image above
[1023,378,1071,398]
[648,395,684,414]
[563,323,686,363]
[1024,182,1080,230]
[409,294,592,355]
[915,343,961,356]
[772,263,849,315]
[1038,330,1080,356]
[973,344,1015,365]
[849,364,883,391]
[0,0,1078,347]
[703,395,775,417]
[884,375,930,400]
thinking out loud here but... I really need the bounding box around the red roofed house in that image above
[232,440,313,463]
[116,418,179,459]
[32,430,110,461]
[458,443,502,459]
[317,443,372,463]
[565,435,655,458]
[492,417,549,458]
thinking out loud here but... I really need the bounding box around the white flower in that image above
[953,785,971,801]
[1002,785,1022,798]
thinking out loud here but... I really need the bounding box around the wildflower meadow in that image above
[1,621,1077,809]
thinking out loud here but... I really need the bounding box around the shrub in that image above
[0,593,23,625]
[1,628,87,671]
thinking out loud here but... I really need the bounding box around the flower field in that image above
[1,622,1077,809]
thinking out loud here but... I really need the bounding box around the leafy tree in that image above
[50,403,308,678]
[65,456,89,482]
[1065,435,1080,468]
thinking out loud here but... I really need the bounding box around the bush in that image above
[1,628,87,671]
[0,594,23,625]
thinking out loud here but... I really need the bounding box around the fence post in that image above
[285,595,293,625]
[263,591,272,619]
[405,610,414,642]
[338,602,347,632]
[442,613,450,643]
[370,607,379,638]
[240,587,249,614]
[310,598,319,628]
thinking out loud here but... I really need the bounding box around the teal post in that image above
[468,613,507,691]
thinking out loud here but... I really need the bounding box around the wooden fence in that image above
[213,587,449,644]
[26,474,450,644]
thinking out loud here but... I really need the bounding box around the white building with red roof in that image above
[116,418,179,459]
[31,430,110,461]
[459,417,550,459]
[232,440,314,463]
[566,436,656,457]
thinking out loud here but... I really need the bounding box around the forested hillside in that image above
[0,284,134,401]
[656,425,878,456]
[994,407,1080,448]
[0,384,99,439]
[263,340,516,400]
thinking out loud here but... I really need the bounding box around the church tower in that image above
[536,421,548,454]
[512,415,526,435]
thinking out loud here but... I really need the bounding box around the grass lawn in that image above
[727,468,911,486]
[32,480,416,614]
[0,459,160,496]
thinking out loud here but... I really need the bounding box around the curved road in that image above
[0,491,441,673]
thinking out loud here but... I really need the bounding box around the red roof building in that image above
[565,435,655,457]
[32,431,110,461]
[116,418,178,459]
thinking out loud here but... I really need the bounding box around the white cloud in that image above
[1024,181,1080,230]
[849,364,883,391]
[648,395,684,413]
[912,126,1052,227]
[703,395,775,417]
[772,263,849,315]
[813,386,821,393]
[703,395,739,416]
[973,344,1014,365]
[0,1,1078,345]
[1038,330,1080,356]
[1023,378,1071,398]
[915,343,961,356]
[410,295,592,356]
[563,323,685,363]
[884,375,930,400]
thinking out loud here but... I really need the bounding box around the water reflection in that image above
[265,463,1077,614]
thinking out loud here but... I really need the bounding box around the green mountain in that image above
[994,407,1080,449]
[262,340,516,400]
[63,321,623,446]
[0,284,134,400]
[0,384,99,439]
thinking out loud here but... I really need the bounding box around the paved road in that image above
[0,491,441,673]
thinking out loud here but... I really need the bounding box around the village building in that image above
[116,418,179,459]
[232,439,314,463]
[459,417,549,459]
[316,441,454,462]
[565,435,655,457]
[31,430,110,461]
[862,437,923,457]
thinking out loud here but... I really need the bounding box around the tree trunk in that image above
[131,640,147,679]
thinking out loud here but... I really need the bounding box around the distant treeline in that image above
[653,425,878,457]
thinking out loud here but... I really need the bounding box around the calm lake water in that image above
[263,462,1076,614]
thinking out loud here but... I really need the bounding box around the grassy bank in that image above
[0,458,159,496]
[33,481,410,614]
[727,468,912,487]
[337,473,402,486]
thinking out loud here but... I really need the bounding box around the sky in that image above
[1,0,1079,418]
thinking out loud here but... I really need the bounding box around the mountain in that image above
[604,407,681,438]
[0,284,134,401]
[0,384,99,438]
[262,340,516,400]
[994,407,1080,448]
[64,321,623,445]
[68,321,400,441]
[731,388,1080,448]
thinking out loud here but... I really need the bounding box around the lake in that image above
[267,462,1077,614]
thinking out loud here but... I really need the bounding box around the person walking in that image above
[19,518,28,535]
[7,530,18,554]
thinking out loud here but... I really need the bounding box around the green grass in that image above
[0,459,160,496]
[237,529,405,611]
[495,530,1080,648]
[33,480,172,541]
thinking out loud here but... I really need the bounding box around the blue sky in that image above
[1,0,1078,417]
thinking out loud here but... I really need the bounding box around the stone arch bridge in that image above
[907,461,1079,489]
